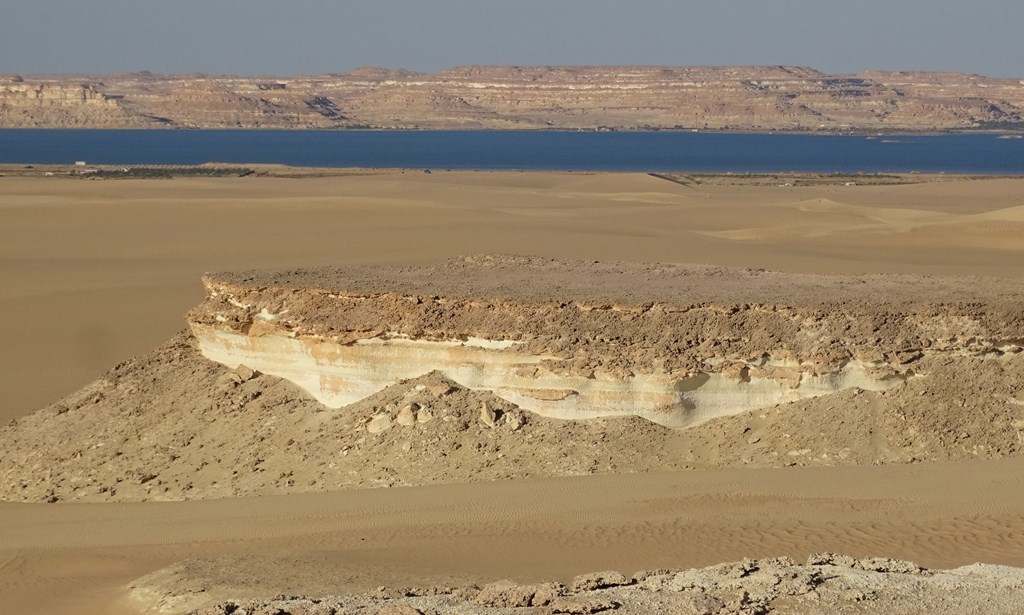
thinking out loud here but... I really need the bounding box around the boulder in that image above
[479,402,497,428]
[366,413,393,434]
[572,570,632,592]
[550,596,619,614]
[234,364,258,381]
[397,403,419,426]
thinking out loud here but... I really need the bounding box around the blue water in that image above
[1,130,1022,174]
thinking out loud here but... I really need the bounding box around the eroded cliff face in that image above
[3,66,1023,131]
[0,79,155,127]
[187,257,1024,428]
[191,322,902,428]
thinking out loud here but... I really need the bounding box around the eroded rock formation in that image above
[2,257,1022,503]
[3,66,1023,131]
[189,256,1024,428]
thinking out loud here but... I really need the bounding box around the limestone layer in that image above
[3,66,1024,131]
[188,256,1024,428]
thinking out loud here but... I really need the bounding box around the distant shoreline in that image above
[2,163,1022,183]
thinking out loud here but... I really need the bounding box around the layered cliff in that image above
[190,256,1023,428]
[3,66,1023,131]
[0,79,155,127]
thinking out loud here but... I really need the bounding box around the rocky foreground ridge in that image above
[1,257,1022,502]
[3,66,1024,131]
[131,553,1024,614]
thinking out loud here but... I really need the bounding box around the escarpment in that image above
[3,66,1023,130]
[0,80,157,127]
[190,256,1024,428]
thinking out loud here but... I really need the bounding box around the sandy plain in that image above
[1,170,1024,613]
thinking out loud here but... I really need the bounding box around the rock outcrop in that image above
[189,256,1024,428]
[129,554,1024,614]
[2,257,1022,503]
[3,66,1023,131]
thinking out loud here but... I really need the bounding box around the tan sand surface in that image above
[3,460,1024,614]
[2,171,1023,421]
[2,171,1024,614]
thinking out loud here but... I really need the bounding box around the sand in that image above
[4,460,1024,613]
[3,170,1024,614]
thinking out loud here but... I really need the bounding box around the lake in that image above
[1,130,1022,174]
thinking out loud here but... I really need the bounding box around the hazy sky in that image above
[3,0,1022,77]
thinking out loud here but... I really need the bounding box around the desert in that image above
[2,170,1024,614]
